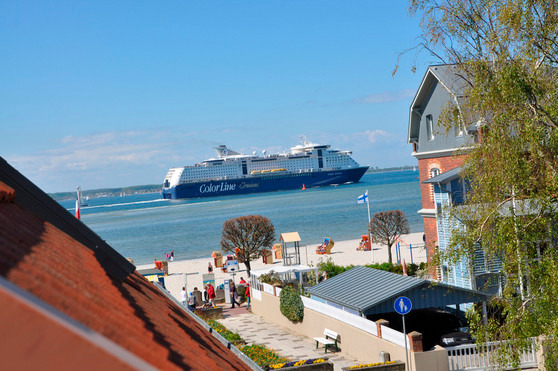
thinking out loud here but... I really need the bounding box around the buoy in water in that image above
[302,184,306,190]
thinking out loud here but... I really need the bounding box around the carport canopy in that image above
[306,266,492,317]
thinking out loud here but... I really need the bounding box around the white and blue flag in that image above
[357,190,368,204]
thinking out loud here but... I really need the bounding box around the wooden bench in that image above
[313,328,339,353]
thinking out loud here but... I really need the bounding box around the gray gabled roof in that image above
[422,166,462,184]
[408,64,469,144]
[307,266,491,315]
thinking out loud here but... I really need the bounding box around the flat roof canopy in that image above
[280,232,301,243]
[307,266,492,316]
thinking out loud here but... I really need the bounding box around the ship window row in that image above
[181,167,240,180]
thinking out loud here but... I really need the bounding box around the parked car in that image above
[367,308,473,350]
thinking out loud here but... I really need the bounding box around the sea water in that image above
[59,170,422,265]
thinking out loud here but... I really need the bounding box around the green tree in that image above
[220,215,275,277]
[406,0,558,367]
[368,210,410,264]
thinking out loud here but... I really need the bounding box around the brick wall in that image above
[417,154,467,274]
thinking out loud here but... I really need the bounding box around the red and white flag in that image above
[75,199,80,219]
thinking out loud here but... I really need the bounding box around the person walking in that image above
[188,291,196,311]
[230,281,240,308]
[208,262,213,274]
[207,283,216,307]
[245,282,251,310]
[203,285,209,305]
[181,287,187,307]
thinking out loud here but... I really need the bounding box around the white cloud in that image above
[352,89,415,104]
[7,129,183,191]
[365,129,393,143]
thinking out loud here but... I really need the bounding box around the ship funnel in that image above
[214,145,241,158]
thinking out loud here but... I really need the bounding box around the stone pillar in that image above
[407,331,423,352]
[376,319,389,338]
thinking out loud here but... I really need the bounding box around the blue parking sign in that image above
[394,296,412,315]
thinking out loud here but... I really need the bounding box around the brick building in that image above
[407,65,476,280]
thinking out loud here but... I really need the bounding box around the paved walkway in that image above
[219,305,359,371]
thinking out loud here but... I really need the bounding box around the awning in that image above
[422,166,462,184]
[144,275,161,283]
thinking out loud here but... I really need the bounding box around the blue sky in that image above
[1,1,431,193]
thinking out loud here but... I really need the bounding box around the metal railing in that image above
[446,338,538,371]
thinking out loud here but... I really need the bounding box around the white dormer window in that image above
[426,114,434,141]
[430,167,440,202]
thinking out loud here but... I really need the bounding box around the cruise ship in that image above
[162,141,369,199]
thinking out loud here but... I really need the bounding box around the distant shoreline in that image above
[366,166,416,174]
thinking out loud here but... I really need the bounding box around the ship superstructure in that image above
[162,141,368,199]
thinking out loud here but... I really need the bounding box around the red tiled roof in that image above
[0,280,149,370]
[0,160,252,370]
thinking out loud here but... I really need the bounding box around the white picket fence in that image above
[446,338,538,371]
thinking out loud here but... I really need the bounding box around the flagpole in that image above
[366,190,373,262]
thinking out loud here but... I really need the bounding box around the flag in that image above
[357,190,368,204]
[75,199,80,220]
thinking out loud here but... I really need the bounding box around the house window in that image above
[454,123,464,137]
[429,167,440,202]
[426,114,434,141]
[453,107,463,137]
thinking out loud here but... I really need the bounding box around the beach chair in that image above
[261,249,273,264]
[212,251,223,268]
[316,238,334,255]
[272,243,282,259]
[358,235,371,251]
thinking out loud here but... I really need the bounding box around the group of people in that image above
[178,260,251,311]
[229,277,250,310]
[181,283,217,311]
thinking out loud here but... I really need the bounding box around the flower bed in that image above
[240,344,290,368]
[342,361,404,371]
[204,319,243,342]
[196,316,289,367]
[267,358,333,370]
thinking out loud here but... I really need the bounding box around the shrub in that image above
[279,285,304,322]
[317,257,353,278]
[237,284,247,302]
[364,262,426,277]
[259,270,283,286]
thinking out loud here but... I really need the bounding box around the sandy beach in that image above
[136,232,426,301]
